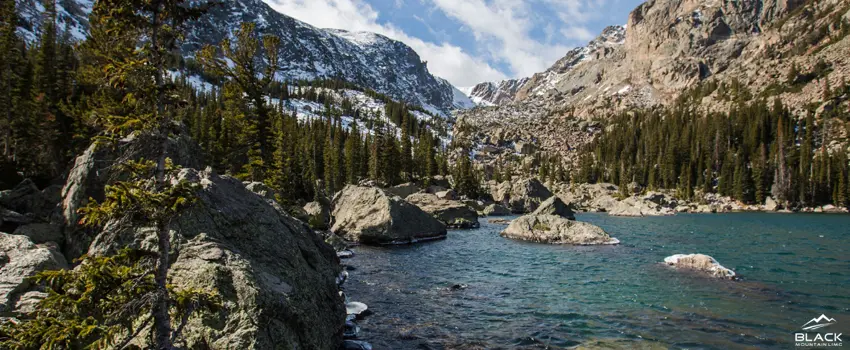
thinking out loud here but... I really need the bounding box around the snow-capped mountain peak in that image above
[15,0,471,116]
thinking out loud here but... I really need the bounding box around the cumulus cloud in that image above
[427,0,603,78]
[264,0,507,87]
[263,0,611,87]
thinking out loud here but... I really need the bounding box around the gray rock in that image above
[435,190,457,201]
[764,196,778,211]
[406,193,480,229]
[532,196,576,220]
[341,340,373,350]
[507,178,553,213]
[345,301,369,319]
[514,142,537,155]
[88,169,345,349]
[304,201,331,227]
[501,214,619,245]
[0,179,44,215]
[1,208,30,227]
[488,218,512,225]
[331,185,447,245]
[483,204,511,216]
[12,223,63,244]
[244,181,277,201]
[337,250,354,259]
[61,130,203,260]
[608,197,674,217]
[343,320,360,339]
[664,254,736,279]
[0,234,68,315]
[387,182,420,199]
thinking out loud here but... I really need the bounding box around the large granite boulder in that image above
[406,193,480,229]
[89,169,345,349]
[664,254,736,279]
[0,234,68,316]
[532,196,576,220]
[501,214,619,245]
[331,185,447,244]
[483,204,511,216]
[61,129,203,260]
[506,178,553,213]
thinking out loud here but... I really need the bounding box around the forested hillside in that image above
[0,2,468,206]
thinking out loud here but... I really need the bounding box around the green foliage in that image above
[532,222,551,231]
[0,250,220,350]
[453,149,482,199]
[584,95,850,207]
[78,158,197,227]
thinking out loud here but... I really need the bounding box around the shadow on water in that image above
[343,213,850,349]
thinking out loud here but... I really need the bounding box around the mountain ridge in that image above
[15,0,474,116]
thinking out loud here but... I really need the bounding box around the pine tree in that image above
[344,122,362,185]
[400,112,413,180]
[198,22,281,179]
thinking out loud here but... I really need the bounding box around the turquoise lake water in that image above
[344,213,850,349]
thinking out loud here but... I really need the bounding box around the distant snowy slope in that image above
[15,0,473,116]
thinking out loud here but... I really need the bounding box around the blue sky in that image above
[264,0,644,87]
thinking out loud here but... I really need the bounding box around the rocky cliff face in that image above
[15,0,473,116]
[465,0,848,112]
[457,0,850,170]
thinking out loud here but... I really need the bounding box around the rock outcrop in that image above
[483,204,511,216]
[494,178,553,214]
[61,129,203,260]
[88,168,346,349]
[664,254,737,279]
[532,196,576,220]
[406,193,480,229]
[0,234,68,316]
[501,214,619,245]
[331,185,447,244]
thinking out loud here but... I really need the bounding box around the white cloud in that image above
[264,0,506,87]
[561,26,595,41]
[427,0,600,78]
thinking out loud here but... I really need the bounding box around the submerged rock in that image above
[341,340,373,350]
[331,186,447,244]
[501,214,619,245]
[489,218,512,225]
[532,196,576,220]
[664,254,736,279]
[343,320,360,339]
[406,193,480,229]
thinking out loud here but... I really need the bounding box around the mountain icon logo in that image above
[802,314,837,331]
